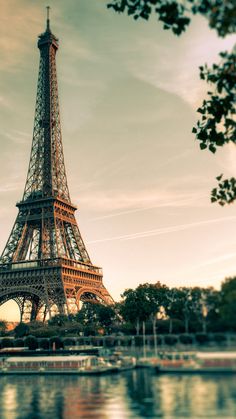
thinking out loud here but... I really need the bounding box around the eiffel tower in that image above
[0,9,113,322]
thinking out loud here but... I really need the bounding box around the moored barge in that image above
[0,355,118,375]
[156,352,236,373]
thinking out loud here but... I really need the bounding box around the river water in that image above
[0,369,235,418]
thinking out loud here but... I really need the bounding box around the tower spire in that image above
[46,6,51,32]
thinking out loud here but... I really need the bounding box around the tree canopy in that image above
[107,1,236,37]
[7,277,236,337]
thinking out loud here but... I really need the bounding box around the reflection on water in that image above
[0,370,235,418]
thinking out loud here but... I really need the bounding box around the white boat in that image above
[108,353,136,371]
[156,351,236,373]
[0,355,118,375]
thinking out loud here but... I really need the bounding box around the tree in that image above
[120,282,168,335]
[195,287,221,332]
[0,320,7,336]
[75,302,100,326]
[165,287,184,333]
[97,305,117,330]
[219,277,236,330]
[107,1,236,203]
[75,303,118,334]
[47,314,68,327]
[107,1,236,37]
[14,323,30,338]
[169,287,202,333]
[119,287,151,334]
[181,288,195,333]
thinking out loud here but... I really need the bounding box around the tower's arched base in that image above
[0,258,113,322]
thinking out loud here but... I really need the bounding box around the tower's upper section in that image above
[38,7,59,51]
[23,8,71,203]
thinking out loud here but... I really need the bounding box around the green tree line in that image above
[1,276,235,339]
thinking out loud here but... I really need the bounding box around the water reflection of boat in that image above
[156,352,236,373]
[0,355,119,375]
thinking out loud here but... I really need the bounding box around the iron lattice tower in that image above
[0,10,113,322]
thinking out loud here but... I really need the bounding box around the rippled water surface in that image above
[0,370,236,418]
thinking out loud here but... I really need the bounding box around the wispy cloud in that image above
[91,192,208,220]
[180,253,236,277]
[127,22,236,108]
[88,215,236,244]
[79,188,208,214]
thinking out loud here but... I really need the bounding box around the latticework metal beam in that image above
[0,11,113,320]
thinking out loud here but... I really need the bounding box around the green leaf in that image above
[209,144,216,153]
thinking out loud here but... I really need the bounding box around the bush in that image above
[14,339,25,348]
[212,333,227,343]
[179,334,193,345]
[168,319,185,334]
[195,333,209,344]
[39,338,49,350]
[32,327,60,338]
[104,337,115,348]
[28,321,44,330]
[83,325,97,336]
[164,335,178,346]
[24,335,38,350]
[1,338,13,348]
[156,320,170,334]
[60,323,83,336]
[63,338,76,347]
[148,335,162,346]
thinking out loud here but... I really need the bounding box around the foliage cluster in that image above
[107,1,236,37]
[119,278,236,333]
[0,277,234,341]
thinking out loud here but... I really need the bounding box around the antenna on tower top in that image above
[46,6,51,32]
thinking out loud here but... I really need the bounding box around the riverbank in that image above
[1,333,236,354]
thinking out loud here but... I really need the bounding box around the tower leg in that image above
[21,298,32,323]
[30,297,40,321]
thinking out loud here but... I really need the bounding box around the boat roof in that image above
[5,355,95,362]
[196,352,236,359]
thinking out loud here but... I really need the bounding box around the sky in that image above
[0,0,236,321]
